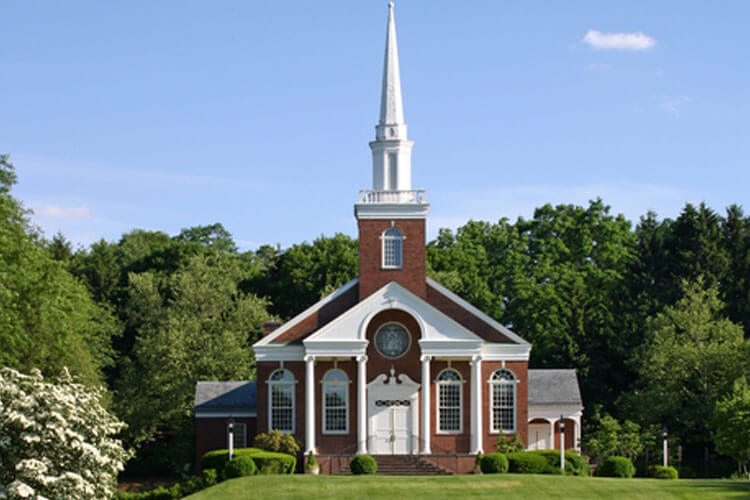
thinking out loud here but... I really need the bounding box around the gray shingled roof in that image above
[194,381,256,413]
[528,369,582,406]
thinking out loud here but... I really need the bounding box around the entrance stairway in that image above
[372,455,452,475]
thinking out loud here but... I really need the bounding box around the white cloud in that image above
[657,95,692,117]
[36,204,92,219]
[582,30,656,51]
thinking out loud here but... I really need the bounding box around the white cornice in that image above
[254,345,304,362]
[354,202,429,220]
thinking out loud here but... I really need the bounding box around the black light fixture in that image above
[559,415,565,432]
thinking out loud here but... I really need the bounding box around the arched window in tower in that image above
[381,227,404,269]
[436,368,462,433]
[490,368,516,433]
[268,369,295,433]
[322,369,349,434]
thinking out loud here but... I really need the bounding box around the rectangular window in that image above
[230,423,247,448]
[271,385,294,432]
[324,384,348,433]
[438,384,461,433]
[492,383,515,432]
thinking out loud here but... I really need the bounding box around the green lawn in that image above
[186,474,750,499]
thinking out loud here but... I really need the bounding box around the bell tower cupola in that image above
[356,1,429,300]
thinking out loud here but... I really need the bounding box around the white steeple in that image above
[369,1,414,193]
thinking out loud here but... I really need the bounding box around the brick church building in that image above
[194,2,582,474]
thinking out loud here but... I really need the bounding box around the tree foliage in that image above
[116,253,269,466]
[631,280,748,443]
[712,377,750,478]
[0,155,116,385]
[581,412,644,464]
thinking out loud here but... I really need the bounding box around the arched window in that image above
[381,227,404,269]
[268,369,295,433]
[490,369,516,433]
[436,369,462,433]
[322,369,349,434]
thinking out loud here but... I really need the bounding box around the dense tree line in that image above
[2,154,749,475]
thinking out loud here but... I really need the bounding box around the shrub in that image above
[180,476,204,496]
[223,456,258,479]
[648,465,678,479]
[350,454,378,475]
[507,452,548,474]
[201,448,296,477]
[0,368,131,500]
[307,451,318,468]
[564,451,592,477]
[250,449,296,474]
[253,430,301,456]
[597,456,635,478]
[479,453,509,473]
[496,433,525,454]
[201,468,218,487]
[527,450,590,476]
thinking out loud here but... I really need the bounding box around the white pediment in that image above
[303,282,485,353]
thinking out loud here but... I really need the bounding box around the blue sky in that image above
[2,0,749,250]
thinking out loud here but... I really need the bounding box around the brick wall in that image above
[194,416,256,472]
[481,360,529,452]
[358,218,426,299]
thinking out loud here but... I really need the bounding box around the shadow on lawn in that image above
[687,480,750,496]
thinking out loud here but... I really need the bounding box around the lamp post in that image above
[559,415,566,473]
[662,428,668,467]
[228,418,235,461]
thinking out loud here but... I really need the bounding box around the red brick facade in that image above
[194,416,256,471]
[358,218,426,300]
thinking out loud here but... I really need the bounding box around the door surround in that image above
[367,369,420,454]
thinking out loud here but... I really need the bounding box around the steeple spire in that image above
[368,0,414,192]
[378,1,405,139]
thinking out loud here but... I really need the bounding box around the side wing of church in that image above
[194,2,582,474]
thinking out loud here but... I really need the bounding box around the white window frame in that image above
[267,368,296,434]
[230,422,247,448]
[489,368,517,434]
[381,227,404,269]
[322,369,350,435]
[436,368,463,434]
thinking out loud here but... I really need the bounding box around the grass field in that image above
[186,474,750,499]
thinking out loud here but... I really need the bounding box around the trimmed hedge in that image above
[223,456,257,479]
[598,456,636,478]
[528,450,591,476]
[479,453,509,474]
[649,465,679,479]
[507,452,548,474]
[201,447,296,476]
[350,454,378,475]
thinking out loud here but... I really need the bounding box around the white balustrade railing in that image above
[358,190,427,204]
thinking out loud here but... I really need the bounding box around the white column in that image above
[573,416,581,451]
[304,355,316,454]
[357,355,368,454]
[470,355,483,454]
[420,355,432,454]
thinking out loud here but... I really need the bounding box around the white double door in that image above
[370,401,412,454]
[528,423,552,450]
[367,371,420,455]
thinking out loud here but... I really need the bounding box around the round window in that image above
[374,322,411,359]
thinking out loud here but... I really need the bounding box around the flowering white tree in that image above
[0,367,131,499]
